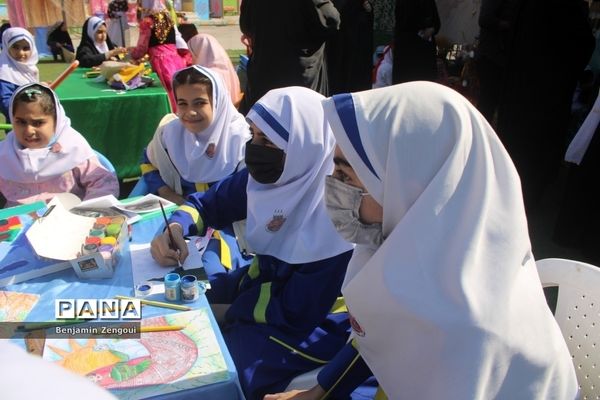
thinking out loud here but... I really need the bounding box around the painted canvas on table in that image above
[0,290,40,322]
[43,308,229,400]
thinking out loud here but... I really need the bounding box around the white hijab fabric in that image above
[0,84,96,183]
[323,82,577,399]
[86,16,109,54]
[245,87,353,264]
[0,28,39,85]
[151,65,249,184]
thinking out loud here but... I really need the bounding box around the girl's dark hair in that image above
[13,84,56,117]
[173,67,213,101]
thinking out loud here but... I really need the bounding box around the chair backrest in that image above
[93,150,116,176]
[284,367,323,392]
[536,258,600,399]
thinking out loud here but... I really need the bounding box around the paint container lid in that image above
[98,244,114,253]
[89,229,105,238]
[85,236,102,246]
[106,223,121,237]
[111,216,126,226]
[134,281,153,297]
[100,236,117,246]
[95,217,112,225]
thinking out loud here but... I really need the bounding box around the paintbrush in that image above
[159,200,182,267]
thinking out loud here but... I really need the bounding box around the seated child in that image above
[140,65,250,206]
[0,84,120,207]
[76,16,127,68]
[0,28,39,122]
[151,86,354,399]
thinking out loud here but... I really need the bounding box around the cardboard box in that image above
[25,195,128,280]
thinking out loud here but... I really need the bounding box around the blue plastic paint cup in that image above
[164,273,181,302]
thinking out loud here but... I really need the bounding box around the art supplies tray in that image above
[25,195,128,280]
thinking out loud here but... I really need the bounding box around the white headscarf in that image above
[148,65,249,184]
[245,87,353,264]
[323,82,577,399]
[0,84,96,183]
[86,16,109,54]
[0,28,39,85]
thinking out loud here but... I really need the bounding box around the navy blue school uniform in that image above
[0,79,18,122]
[140,148,249,271]
[140,147,213,196]
[317,339,379,399]
[169,168,353,399]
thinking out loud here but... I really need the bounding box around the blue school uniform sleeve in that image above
[227,250,352,333]
[317,339,374,397]
[169,169,249,235]
[0,80,18,122]
[139,147,166,195]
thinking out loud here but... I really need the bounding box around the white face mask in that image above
[325,175,384,246]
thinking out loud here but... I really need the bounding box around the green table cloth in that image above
[55,68,171,180]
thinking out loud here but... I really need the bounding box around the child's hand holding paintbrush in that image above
[150,201,189,266]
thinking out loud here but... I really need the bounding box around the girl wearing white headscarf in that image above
[294,81,576,399]
[151,86,354,399]
[75,16,126,68]
[0,27,39,122]
[0,84,119,207]
[142,65,249,205]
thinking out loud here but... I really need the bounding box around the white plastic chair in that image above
[284,367,324,391]
[536,258,600,399]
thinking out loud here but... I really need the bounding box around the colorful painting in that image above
[43,308,229,400]
[0,290,40,322]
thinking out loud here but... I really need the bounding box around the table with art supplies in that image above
[0,199,244,400]
[54,67,172,180]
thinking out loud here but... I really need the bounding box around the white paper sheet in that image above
[130,236,207,285]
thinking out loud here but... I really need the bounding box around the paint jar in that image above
[164,273,181,302]
[100,236,117,246]
[85,236,102,246]
[81,243,98,255]
[89,229,105,238]
[134,281,153,297]
[180,275,200,303]
[95,217,112,225]
[92,223,106,231]
[111,216,126,226]
[106,223,121,238]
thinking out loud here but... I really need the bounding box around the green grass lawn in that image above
[0,51,246,137]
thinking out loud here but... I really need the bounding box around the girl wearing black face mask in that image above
[244,127,285,184]
[150,86,353,400]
